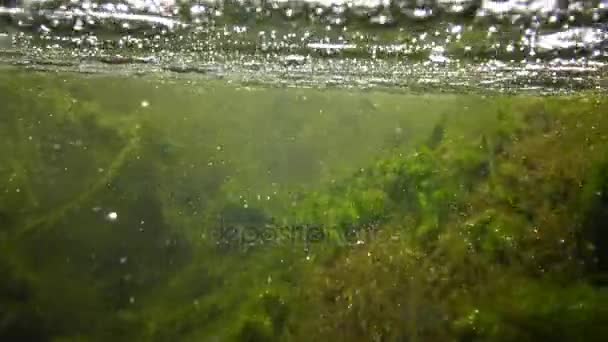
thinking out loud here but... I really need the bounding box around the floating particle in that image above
[106,211,118,221]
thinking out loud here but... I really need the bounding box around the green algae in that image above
[1,68,608,341]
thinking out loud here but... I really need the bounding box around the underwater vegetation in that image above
[1,69,608,341]
[292,96,608,341]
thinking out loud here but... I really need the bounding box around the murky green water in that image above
[2,0,608,340]
[2,67,608,341]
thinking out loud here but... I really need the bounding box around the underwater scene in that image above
[2,0,608,341]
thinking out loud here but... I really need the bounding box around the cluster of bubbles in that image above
[0,0,607,91]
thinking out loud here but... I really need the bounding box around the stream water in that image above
[1,1,608,341]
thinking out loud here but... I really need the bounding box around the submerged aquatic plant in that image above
[1,69,608,341]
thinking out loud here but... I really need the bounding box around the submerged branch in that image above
[17,124,141,237]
